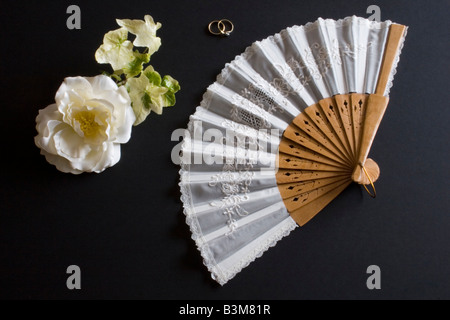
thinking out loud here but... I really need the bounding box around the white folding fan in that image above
[179,16,407,285]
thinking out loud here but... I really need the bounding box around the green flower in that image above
[95,28,135,71]
[127,66,180,125]
[116,15,162,55]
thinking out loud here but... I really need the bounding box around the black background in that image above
[0,0,449,300]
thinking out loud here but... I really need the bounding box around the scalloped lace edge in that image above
[179,161,298,285]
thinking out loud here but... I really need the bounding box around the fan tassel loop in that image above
[359,162,377,198]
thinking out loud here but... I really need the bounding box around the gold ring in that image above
[359,162,377,198]
[219,19,234,36]
[208,20,222,36]
[208,19,234,36]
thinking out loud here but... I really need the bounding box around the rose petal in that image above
[58,90,86,119]
[35,104,62,134]
[91,142,121,173]
[55,77,93,104]
[40,149,83,175]
[35,104,65,154]
[114,88,135,143]
[88,74,119,93]
[53,126,92,161]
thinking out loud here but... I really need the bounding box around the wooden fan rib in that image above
[283,125,350,167]
[283,178,351,212]
[351,23,406,181]
[275,169,350,184]
[277,176,350,200]
[317,97,354,163]
[350,93,368,159]
[278,138,347,168]
[291,111,354,167]
[289,180,352,226]
[334,94,357,162]
[277,152,347,171]
[352,93,389,180]
[374,24,407,96]
[304,103,355,166]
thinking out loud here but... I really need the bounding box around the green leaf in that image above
[123,51,151,78]
[146,84,169,114]
[95,28,135,71]
[143,65,162,85]
[126,75,150,125]
[162,91,176,107]
[160,75,180,106]
[161,75,180,93]
[141,92,152,110]
[116,15,162,54]
[126,65,180,125]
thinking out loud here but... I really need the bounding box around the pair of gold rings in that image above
[208,19,234,36]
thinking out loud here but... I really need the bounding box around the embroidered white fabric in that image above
[179,16,407,285]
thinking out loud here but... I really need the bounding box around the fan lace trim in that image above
[179,162,297,285]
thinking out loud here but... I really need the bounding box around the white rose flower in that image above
[34,75,136,174]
